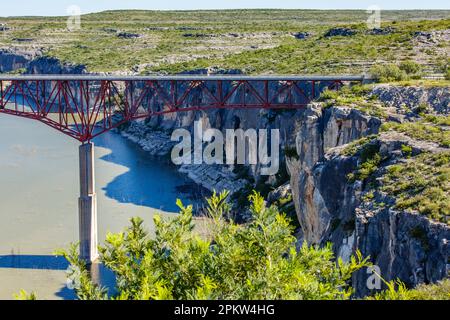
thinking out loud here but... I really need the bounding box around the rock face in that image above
[117,32,143,39]
[0,48,40,73]
[120,122,175,156]
[25,56,87,74]
[368,27,396,35]
[286,104,381,244]
[179,164,247,193]
[354,203,449,296]
[0,48,86,75]
[372,84,450,115]
[292,32,310,40]
[287,105,450,296]
[0,23,10,31]
[120,85,449,295]
[324,27,357,37]
[120,106,301,193]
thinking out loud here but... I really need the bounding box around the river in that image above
[0,115,203,299]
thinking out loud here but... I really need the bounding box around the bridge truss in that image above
[0,75,365,142]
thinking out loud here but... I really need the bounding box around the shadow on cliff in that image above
[92,132,201,213]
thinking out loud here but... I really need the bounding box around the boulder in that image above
[117,32,142,39]
[325,27,357,37]
[292,32,310,40]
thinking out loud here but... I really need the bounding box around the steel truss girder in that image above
[0,77,353,142]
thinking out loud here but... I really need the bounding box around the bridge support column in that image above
[78,142,98,263]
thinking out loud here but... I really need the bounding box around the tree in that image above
[56,191,371,300]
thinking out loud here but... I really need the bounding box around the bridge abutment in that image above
[78,142,98,263]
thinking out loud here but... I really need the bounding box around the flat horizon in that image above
[1,7,450,18]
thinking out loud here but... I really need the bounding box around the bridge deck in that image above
[0,74,367,81]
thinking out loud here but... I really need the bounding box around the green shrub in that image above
[371,279,450,300]
[347,143,381,182]
[399,60,422,75]
[381,120,450,148]
[357,153,381,181]
[284,146,299,159]
[14,290,37,300]
[401,144,413,157]
[318,88,339,101]
[342,135,378,156]
[381,152,450,224]
[369,64,408,82]
[55,191,371,300]
[416,103,429,114]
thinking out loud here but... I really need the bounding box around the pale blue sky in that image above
[1,0,449,17]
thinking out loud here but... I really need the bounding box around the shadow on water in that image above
[0,254,76,299]
[93,131,203,213]
[0,255,69,270]
[0,255,117,300]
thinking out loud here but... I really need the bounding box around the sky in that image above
[1,0,449,17]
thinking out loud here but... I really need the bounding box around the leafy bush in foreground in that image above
[56,191,370,300]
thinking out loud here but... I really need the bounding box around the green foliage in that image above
[347,143,382,182]
[401,144,413,157]
[1,12,448,76]
[399,60,422,75]
[381,151,450,224]
[369,64,408,83]
[423,114,450,126]
[446,68,450,81]
[54,244,108,300]
[14,289,37,300]
[342,135,378,156]
[318,86,387,118]
[277,193,293,207]
[370,279,450,300]
[415,102,429,114]
[58,191,371,300]
[354,154,381,181]
[381,119,450,147]
[344,121,449,224]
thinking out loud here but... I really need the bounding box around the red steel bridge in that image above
[0,74,365,262]
[0,75,366,142]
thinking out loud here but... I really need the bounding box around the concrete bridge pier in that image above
[78,142,98,263]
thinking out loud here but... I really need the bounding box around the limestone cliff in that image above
[0,48,39,73]
[285,96,449,296]
[286,104,381,244]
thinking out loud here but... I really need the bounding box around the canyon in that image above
[1,43,449,297]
